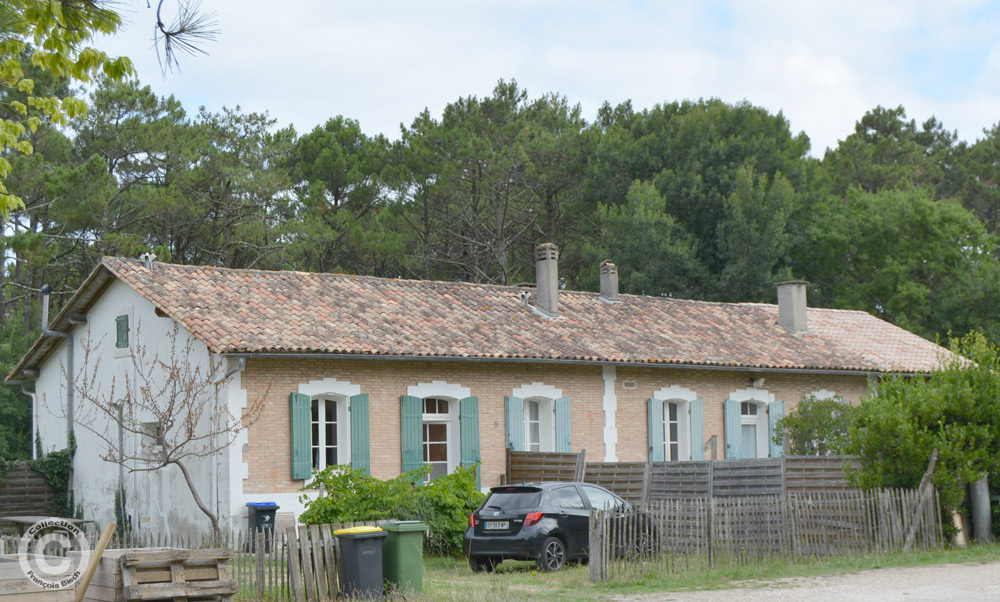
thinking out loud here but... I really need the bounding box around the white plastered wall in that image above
[35,279,227,537]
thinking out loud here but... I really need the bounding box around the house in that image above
[7,245,946,535]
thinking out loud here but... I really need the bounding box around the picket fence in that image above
[2,521,381,602]
[589,487,944,582]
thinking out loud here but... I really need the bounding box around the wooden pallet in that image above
[0,555,74,601]
[78,548,235,602]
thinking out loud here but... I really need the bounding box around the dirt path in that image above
[614,561,1000,602]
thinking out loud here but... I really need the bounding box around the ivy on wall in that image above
[28,431,76,518]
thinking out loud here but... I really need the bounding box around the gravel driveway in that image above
[614,561,1000,602]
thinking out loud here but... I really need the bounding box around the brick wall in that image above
[238,358,870,495]
[239,359,606,494]
[613,367,870,462]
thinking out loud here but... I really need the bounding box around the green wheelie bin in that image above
[380,521,427,594]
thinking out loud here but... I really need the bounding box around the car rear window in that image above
[483,489,541,511]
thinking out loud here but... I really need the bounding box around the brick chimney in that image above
[776,280,808,333]
[535,243,559,316]
[599,260,619,302]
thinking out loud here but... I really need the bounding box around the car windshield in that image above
[483,489,541,511]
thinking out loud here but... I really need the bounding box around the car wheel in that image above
[469,555,498,573]
[536,536,567,572]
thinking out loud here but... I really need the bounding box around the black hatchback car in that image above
[463,481,632,572]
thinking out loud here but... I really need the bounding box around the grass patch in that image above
[406,544,1000,602]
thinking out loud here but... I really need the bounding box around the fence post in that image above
[286,525,304,602]
[641,461,652,507]
[255,531,265,600]
[589,510,604,582]
[903,449,938,552]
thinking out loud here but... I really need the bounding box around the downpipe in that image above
[41,284,75,508]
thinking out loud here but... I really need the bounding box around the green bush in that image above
[299,464,485,556]
[843,331,1000,514]
[772,395,855,456]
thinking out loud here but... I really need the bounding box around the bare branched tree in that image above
[65,322,265,535]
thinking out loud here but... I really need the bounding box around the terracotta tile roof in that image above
[8,257,950,380]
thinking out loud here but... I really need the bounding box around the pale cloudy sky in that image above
[97,1,1000,156]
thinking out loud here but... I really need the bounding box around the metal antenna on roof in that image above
[140,252,156,269]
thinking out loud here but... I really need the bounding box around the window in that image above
[550,486,586,509]
[311,398,338,470]
[526,400,541,452]
[725,390,784,460]
[741,401,768,458]
[505,386,571,453]
[291,383,368,479]
[142,421,164,458]
[523,398,557,451]
[648,388,704,462]
[401,383,480,485]
[422,397,452,480]
[115,315,129,348]
[581,485,626,511]
[664,402,681,461]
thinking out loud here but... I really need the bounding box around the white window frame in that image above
[408,381,470,479]
[310,397,343,470]
[512,383,563,453]
[299,378,358,469]
[653,386,696,461]
[523,398,555,452]
[730,387,774,459]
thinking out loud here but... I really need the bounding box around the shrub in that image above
[772,395,854,456]
[843,331,1000,514]
[299,464,485,556]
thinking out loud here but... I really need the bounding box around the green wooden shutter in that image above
[689,399,705,461]
[290,392,312,480]
[724,399,742,460]
[647,399,665,461]
[349,394,370,472]
[505,396,524,451]
[552,397,573,452]
[554,397,571,452]
[768,400,785,458]
[115,315,129,348]
[400,395,423,473]
[460,396,481,488]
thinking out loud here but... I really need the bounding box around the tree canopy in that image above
[2,76,1000,464]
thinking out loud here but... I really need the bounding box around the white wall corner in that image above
[601,365,618,461]
[227,369,250,526]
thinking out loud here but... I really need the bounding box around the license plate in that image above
[484,521,509,530]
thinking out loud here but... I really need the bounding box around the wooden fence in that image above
[504,448,585,484]
[504,451,860,502]
[0,462,57,517]
[589,487,944,582]
[599,456,860,503]
[2,521,383,602]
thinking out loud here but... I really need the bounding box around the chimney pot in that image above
[776,280,808,333]
[599,260,619,302]
[535,243,559,316]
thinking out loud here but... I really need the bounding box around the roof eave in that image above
[6,261,116,383]
[219,350,928,376]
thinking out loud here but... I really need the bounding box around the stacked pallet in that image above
[76,548,235,602]
[0,555,74,601]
